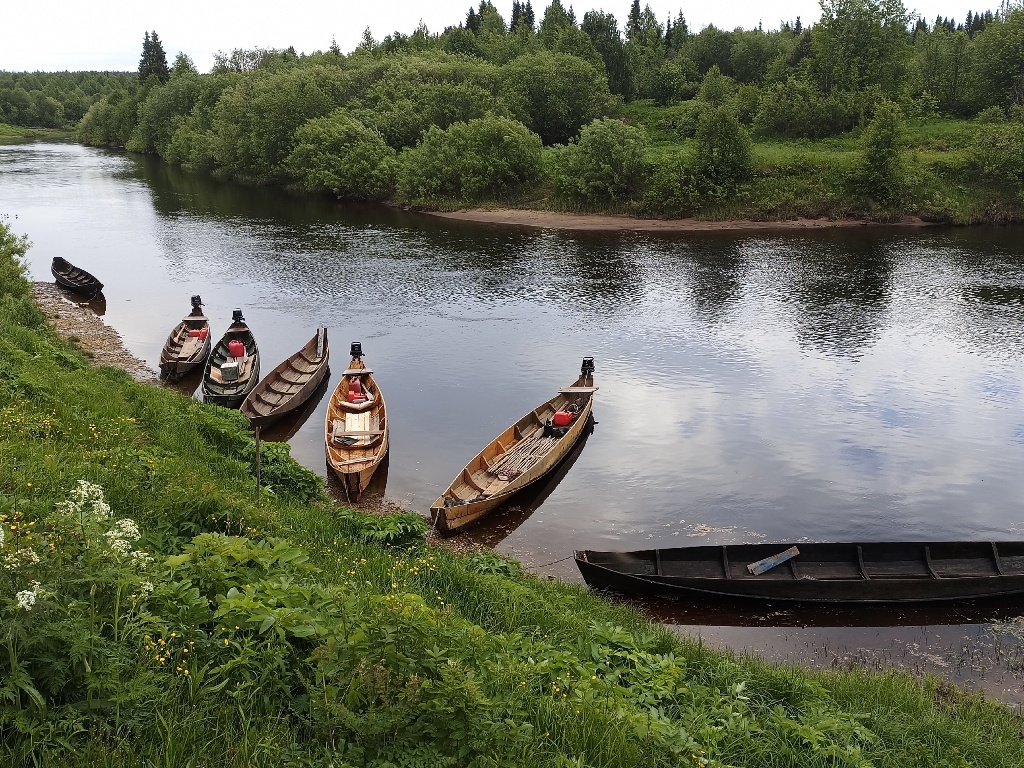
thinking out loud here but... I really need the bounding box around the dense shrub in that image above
[397,113,542,203]
[858,100,905,204]
[753,79,858,138]
[695,106,753,188]
[640,151,710,215]
[970,120,1024,201]
[286,110,397,200]
[500,51,612,144]
[553,117,651,206]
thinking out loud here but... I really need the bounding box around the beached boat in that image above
[575,541,1024,603]
[430,357,597,535]
[241,327,329,428]
[324,343,388,500]
[159,295,211,382]
[51,256,103,297]
[201,309,260,408]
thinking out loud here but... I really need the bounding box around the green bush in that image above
[753,79,857,139]
[397,113,542,204]
[286,110,397,200]
[858,100,905,204]
[970,120,1024,201]
[639,151,710,216]
[695,107,753,188]
[553,117,651,206]
[500,51,612,145]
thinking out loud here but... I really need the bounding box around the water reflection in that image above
[258,374,331,443]
[55,285,106,315]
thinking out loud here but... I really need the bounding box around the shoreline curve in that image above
[425,209,936,232]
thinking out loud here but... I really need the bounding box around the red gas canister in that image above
[347,378,367,403]
[188,329,202,338]
[552,410,574,427]
[227,340,245,358]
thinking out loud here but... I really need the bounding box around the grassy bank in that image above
[2,221,1024,766]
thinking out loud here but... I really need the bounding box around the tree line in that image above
[56,1,1024,216]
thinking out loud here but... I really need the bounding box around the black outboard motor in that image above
[350,341,363,359]
[581,356,595,382]
[232,308,245,325]
[190,295,204,314]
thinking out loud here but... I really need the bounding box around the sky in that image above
[1,0,988,73]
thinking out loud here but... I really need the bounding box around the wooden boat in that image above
[324,343,388,501]
[575,541,1024,603]
[159,295,211,382]
[430,357,597,535]
[51,256,103,297]
[201,309,261,408]
[241,327,330,428]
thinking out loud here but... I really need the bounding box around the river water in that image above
[3,140,1024,703]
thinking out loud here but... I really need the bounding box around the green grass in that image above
[2,221,1024,767]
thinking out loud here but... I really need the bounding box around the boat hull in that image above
[159,319,211,382]
[576,541,1024,604]
[201,322,260,409]
[51,257,103,298]
[241,328,330,428]
[324,355,388,502]
[430,364,597,535]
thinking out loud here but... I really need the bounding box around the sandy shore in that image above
[427,209,934,232]
[32,282,158,383]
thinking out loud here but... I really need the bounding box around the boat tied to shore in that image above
[159,295,211,382]
[325,342,389,501]
[575,540,1024,603]
[430,357,597,535]
[51,256,104,298]
[241,327,329,428]
[201,309,261,408]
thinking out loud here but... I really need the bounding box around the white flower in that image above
[2,547,41,571]
[139,581,155,594]
[0,523,5,549]
[113,519,140,541]
[15,590,36,610]
[131,550,154,567]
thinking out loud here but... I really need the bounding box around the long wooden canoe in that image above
[201,310,261,408]
[159,295,211,382]
[575,541,1024,603]
[241,327,329,428]
[430,357,597,535]
[324,343,388,501]
[51,256,103,297]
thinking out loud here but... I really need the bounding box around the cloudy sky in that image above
[2,0,982,72]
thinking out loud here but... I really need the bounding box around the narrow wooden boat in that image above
[575,541,1024,603]
[51,256,103,297]
[324,343,388,501]
[241,327,329,428]
[201,309,261,408]
[430,357,597,535]
[159,295,211,382]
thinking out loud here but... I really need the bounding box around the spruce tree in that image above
[138,30,170,83]
[524,1,536,29]
[627,0,642,42]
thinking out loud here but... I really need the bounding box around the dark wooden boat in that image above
[575,541,1024,603]
[51,256,103,297]
[201,309,260,408]
[241,327,329,428]
[159,295,211,382]
[324,343,388,501]
[430,357,597,535]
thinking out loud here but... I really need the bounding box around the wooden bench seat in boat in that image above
[208,355,255,384]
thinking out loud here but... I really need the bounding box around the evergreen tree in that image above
[138,31,170,83]
[627,0,642,42]
[511,1,523,31]
[795,15,803,34]
[466,6,481,33]
[524,1,536,29]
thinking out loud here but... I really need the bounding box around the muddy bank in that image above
[426,209,935,232]
[32,282,158,383]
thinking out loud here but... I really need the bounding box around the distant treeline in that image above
[0,72,135,129]
[54,0,1024,216]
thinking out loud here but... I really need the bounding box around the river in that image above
[2,140,1023,704]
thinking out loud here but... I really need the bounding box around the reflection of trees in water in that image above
[787,236,894,358]
[537,233,644,312]
[681,239,745,322]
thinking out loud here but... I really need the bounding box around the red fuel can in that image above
[227,340,245,358]
[552,410,574,427]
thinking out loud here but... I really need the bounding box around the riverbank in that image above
[427,209,936,232]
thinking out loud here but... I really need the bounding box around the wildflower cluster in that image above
[56,479,111,520]
[15,581,44,611]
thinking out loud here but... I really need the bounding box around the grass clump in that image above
[2,220,1024,766]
